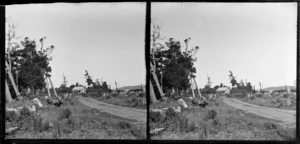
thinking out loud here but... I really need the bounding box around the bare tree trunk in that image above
[160,72,163,90]
[5,79,13,103]
[150,80,157,103]
[193,78,203,99]
[46,77,51,97]
[27,87,30,95]
[150,63,165,100]
[259,82,261,92]
[6,61,20,98]
[48,77,58,97]
[16,72,18,88]
[190,79,195,98]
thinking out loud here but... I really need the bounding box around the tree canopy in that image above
[9,37,53,92]
[151,37,198,92]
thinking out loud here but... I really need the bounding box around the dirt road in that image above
[222,97,296,126]
[77,96,146,124]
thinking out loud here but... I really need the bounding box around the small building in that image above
[216,87,230,95]
[72,87,86,94]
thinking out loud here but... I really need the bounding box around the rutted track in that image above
[77,96,146,124]
[222,97,296,127]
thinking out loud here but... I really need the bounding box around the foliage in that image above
[150,20,199,100]
[149,111,164,123]
[204,109,217,120]
[229,71,254,93]
[84,70,94,87]
[6,107,47,132]
[117,121,131,129]
[229,71,238,87]
[56,87,71,93]
[8,37,54,96]
[59,108,72,120]
[201,86,216,94]
[152,38,198,92]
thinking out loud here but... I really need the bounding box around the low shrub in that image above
[7,107,47,132]
[6,111,18,123]
[165,108,177,120]
[111,93,119,97]
[263,122,277,130]
[205,109,217,120]
[138,93,145,97]
[130,126,146,139]
[117,121,131,129]
[59,108,72,120]
[214,102,219,106]
[106,95,112,99]
[255,93,263,98]
[149,111,164,123]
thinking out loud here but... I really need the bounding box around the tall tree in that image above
[84,70,94,87]
[10,37,55,97]
[246,82,253,92]
[102,81,109,92]
[229,71,238,87]
[183,37,202,98]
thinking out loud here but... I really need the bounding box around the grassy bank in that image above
[150,95,295,140]
[229,93,296,110]
[6,95,146,139]
[89,93,146,110]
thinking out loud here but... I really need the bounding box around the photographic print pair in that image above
[5,2,297,141]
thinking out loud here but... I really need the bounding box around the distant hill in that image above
[263,86,296,91]
[118,85,145,90]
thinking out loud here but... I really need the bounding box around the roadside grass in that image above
[6,96,146,139]
[233,93,296,110]
[91,93,146,110]
[150,95,296,140]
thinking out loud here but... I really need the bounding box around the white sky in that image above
[152,3,297,89]
[6,3,146,89]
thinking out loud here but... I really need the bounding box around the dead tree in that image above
[259,82,262,92]
[150,80,158,103]
[39,37,57,97]
[115,81,118,91]
[150,19,166,102]
[5,18,21,101]
[193,78,202,98]
[46,77,51,97]
[5,79,13,103]
[150,63,165,100]
[48,77,58,97]
[183,38,203,99]
[190,78,195,98]
[5,61,21,98]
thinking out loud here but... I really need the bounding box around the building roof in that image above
[72,87,86,91]
[216,87,230,92]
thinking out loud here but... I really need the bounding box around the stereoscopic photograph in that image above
[5,3,146,139]
[149,3,297,140]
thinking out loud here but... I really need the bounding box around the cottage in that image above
[72,87,86,94]
[216,87,230,95]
